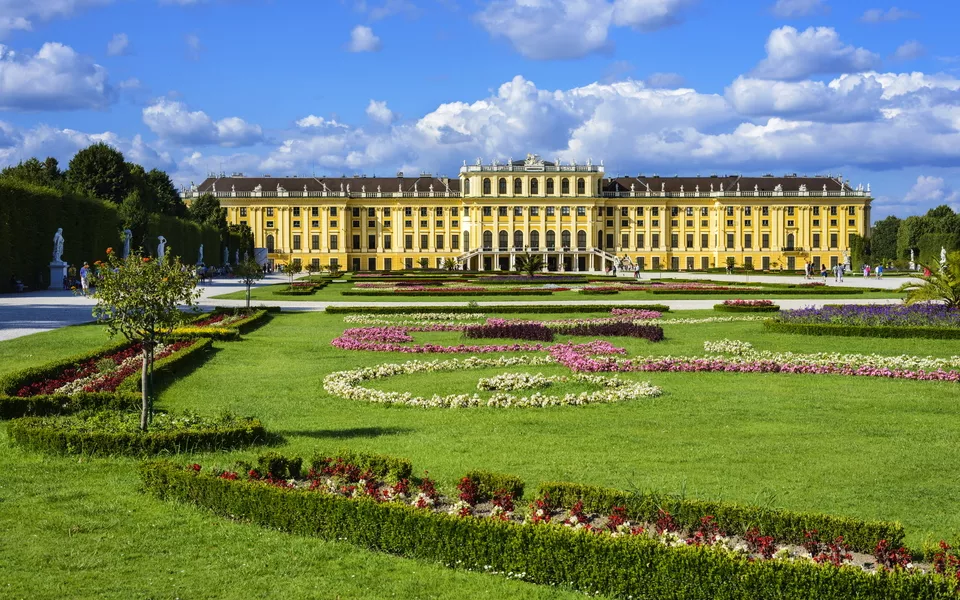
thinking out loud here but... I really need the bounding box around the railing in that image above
[181,190,461,200]
[601,190,868,198]
[460,165,603,173]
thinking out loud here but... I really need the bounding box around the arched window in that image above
[546,178,555,195]
[786,233,795,250]
[498,178,507,194]
[531,178,539,195]
[498,230,508,250]
[514,178,522,195]
[577,178,586,194]
[577,230,587,250]
[464,178,471,195]
[266,234,276,253]
[482,178,491,195]
[514,230,523,249]
[483,230,493,249]
[546,230,556,249]
[561,178,570,194]
[463,231,470,251]
[597,230,604,249]
[561,230,571,249]
[530,230,540,249]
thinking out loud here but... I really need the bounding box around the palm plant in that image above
[899,251,960,309]
[515,253,544,277]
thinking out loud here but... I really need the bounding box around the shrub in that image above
[538,481,904,554]
[310,449,413,482]
[553,322,665,341]
[7,410,267,456]
[464,323,554,341]
[714,304,781,313]
[650,288,864,296]
[324,305,671,315]
[762,321,960,339]
[139,461,956,599]
[579,289,619,295]
[464,469,525,500]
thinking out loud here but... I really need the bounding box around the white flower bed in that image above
[703,339,754,355]
[477,372,554,391]
[647,316,768,326]
[343,313,487,326]
[322,356,661,408]
[705,340,960,372]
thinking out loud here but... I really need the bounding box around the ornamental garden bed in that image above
[139,452,960,599]
[173,309,270,339]
[324,304,671,315]
[767,305,960,339]
[340,289,556,297]
[714,300,781,313]
[651,288,864,296]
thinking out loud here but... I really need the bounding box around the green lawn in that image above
[2,309,958,598]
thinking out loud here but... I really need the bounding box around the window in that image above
[498,206,508,217]
[498,178,507,194]
[368,220,376,228]
[686,220,693,227]
[404,220,412,227]
[404,235,413,250]
[266,221,274,228]
[726,233,734,248]
[267,208,274,217]
[561,230,572,248]
[499,230,508,249]
[701,220,708,227]
[830,206,838,216]
[384,220,391,228]
[330,234,338,250]
[606,207,614,217]
[436,234,444,249]
[464,179,470,195]
[561,206,570,216]
[744,220,751,227]
[621,233,629,249]
[621,220,629,227]
[726,206,734,216]
[240,208,247,217]
[482,231,493,249]
[546,179,555,194]
[701,233,708,248]
[744,207,751,216]
[848,206,856,215]
[482,206,492,216]
[291,207,300,217]
[463,208,468,216]
[435,207,443,216]
[744,233,752,248]
[652,207,659,216]
[813,206,820,216]
[686,207,694,216]
[420,207,428,217]
[514,206,523,216]
[787,207,795,216]
[637,207,645,216]
[351,234,360,249]
[701,207,709,216]
[608,220,615,227]
[312,220,320,227]
[621,207,629,217]
[384,235,392,250]
[436,220,444,228]
[685,233,693,248]
[546,231,556,248]
[404,258,413,270]
[576,178,585,194]
[451,220,458,227]
[830,233,838,248]
[352,207,360,217]
[761,206,769,216]
[576,206,586,216]
[368,235,376,249]
[577,230,587,249]
[311,207,319,217]
[352,221,360,228]
[293,220,301,228]
[744,257,753,269]
[726,220,734,227]
[483,178,491,194]
[546,206,555,216]
[672,220,679,227]
[514,230,523,249]
[637,220,644,227]
[672,207,679,217]
[830,219,837,227]
[761,219,769,227]
[561,178,570,194]
[813,233,821,249]
[636,233,645,248]
[330,207,338,217]
[848,219,856,226]
[404,207,412,216]
[761,233,770,249]
[787,220,795,227]
[530,207,539,216]
[451,234,459,250]
[293,235,301,250]
[514,178,522,194]
[651,233,660,248]
[813,219,820,227]
[652,257,661,270]
[652,220,659,227]
[420,234,429,249]
[671,233,679,248]
[311,234,320,250]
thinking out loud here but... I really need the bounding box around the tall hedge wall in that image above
[0,179,224,292]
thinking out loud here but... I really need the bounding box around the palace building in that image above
[181,154,873,273]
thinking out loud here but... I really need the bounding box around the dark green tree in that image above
[926,205,956,220]
[1,157,64,188]
[66,142,130,204]
[870,216,901,262]
[188,193,227,232]
[119,188,150,252]
[896,215,931,260]
[146,169,186,217]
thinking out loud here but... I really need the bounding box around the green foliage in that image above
[66,142,130,204]
[323,304,671,314]
[340,290,555,297]
[8,411,267,456]
[918,233,958,267]
[650,288,863,296]
[713,304,781,313]
[234,258,265,308]
[538,481,905,554]
[849,233,870,267]
[138,462,957,599]
[310,449,414,482]
[187,193,227,233]
[579,289,619,295]
[464,470,525,500]
[899,252,960,309]
[871,216,901,262]
[418,258,430,269]
[0,156,64,188]
[145,169,186,218]
[515,253,544,277]
[762,320,960,339]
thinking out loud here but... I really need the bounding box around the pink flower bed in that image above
[722,299,774,307]
[609,309,663,319]
[331,326,547,353]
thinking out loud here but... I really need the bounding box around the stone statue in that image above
[909,248,915,271]
[212,182,216,193]
[340,182,344,192]
[799,184,807,193]
[661,183,665,193]
[377,185,381,193]
[630,183,635,192]
[277,183,285,193]
[720,183,724,192]
[429,184,434,193]
[710,183,714,193]
[754,184,759,193]
[695,185,700,194]
[346,183,351,193]
[223,246,230,265]
[680,185,684,193]
[736,182,740,192]
[361,185,366,193]
[232,184,236,194]
[774,184,783,192]
[823,184,828,193]
[942,246,949,271]
[476,157,482,166]
[52,228,64,263]
[198,244,204,265]
[190,181,197,192]
[303,184,308,194]
[157,236,167,263]
[235,249,240,264]
[253,184,262,193]
[645,183,651,192]
[122,229,132,259]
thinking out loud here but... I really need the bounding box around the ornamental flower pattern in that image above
[776,304,960,328]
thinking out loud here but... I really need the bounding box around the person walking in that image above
[821,265,828,281]
[835,262,844,283]
[79,262,91,296]
[876,264,883,278]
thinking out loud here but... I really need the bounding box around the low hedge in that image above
[538,481,904,554]
[115,338,213,394]
[313,449,413,482]
[650,288,864,296]
[324,304,671,315]
[8,413,268,456]
[464,469,525,500]
[139,461,955,599]
[713,304,781,313]
[762,321,960,340]
[580,289,619,295]
[170,326,240,340]
[173,310,269,339]
[340,290,555,297]
[0,391,140,421]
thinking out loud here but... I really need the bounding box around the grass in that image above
[3,308,960,598]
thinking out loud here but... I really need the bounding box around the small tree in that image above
[305,262,320,278]
[899,252,960,309]
[515,253,544,277]
[417,257,430,270]
[442,258,457,271]
[92,249,200,431]
[283,260,301,284]
[234,258,264,309]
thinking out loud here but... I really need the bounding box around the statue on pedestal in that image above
[942,246,949,272]
[122,229,132,259]
[157,236,167,263]
[52,228,64,264]
[198,244,204,265]
[909,248,915,271]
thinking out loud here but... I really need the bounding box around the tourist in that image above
[612,264,617,277]
[9,274,24,292]
[820,265,828,281]
[835,263,844,282]
[635,265,641,280]
[80,262,91,296]
[876,264,883,278]
[863,264,870,278]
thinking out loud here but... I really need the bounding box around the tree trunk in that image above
[140,346,150,432]
[246,283,251,309]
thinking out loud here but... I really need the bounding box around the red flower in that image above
[190,463,201,472]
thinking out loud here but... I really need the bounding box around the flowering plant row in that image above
[723,299,775,307]
[322,352,661,408]
[776,304,960,328]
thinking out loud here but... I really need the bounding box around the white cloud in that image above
[0,42,112,110]
[366,99,394,124]
[904,175,959,207]
[770,0,828,18]
[184,33,203,60]
[106,32,130,56]
[474,0,696,60]
[861,7,918,23]
[346,25,381,52]
[0,0,113,39]
[142,98,262,147]
[892,41,925,62]
[751,26,881,81]
[726,75,884,122]
[354,0,418,20]
[296,115,348,128]
[645,72,686,88]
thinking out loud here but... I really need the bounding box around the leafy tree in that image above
[899,251,960,309]
[870,216,901,262]
[234,258,264,309]
[442,258,457,271]
[188,193,227,232]
[283,260,302,284]
[146,169,186,217]
[92,248,200,431]
[926,205,956,220]
[849,234,870,268]
[0,157,64,188]
[66,142,130,204]
[324,263,342,277]
[119,188,150,252]
[514,253,543,277]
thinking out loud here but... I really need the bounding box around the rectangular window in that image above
[672,207,680,217]
[450,207,458,217]
[725,206,734,216]
[744,207,752,216]
[744,233,752,248]
[787,220,795,227]
[352,207,360,217]
[637,220,644,227]
[761,233,769,249]
[330,234,338,250]
[744,220,751,227]
[384,258,392,271]
[239,208,247,217]
[726,233,734,248]
[621,220,629,227]
[606,207,614,217]
[813,219,820,226]
[651,233,660,248]
[685,233,693,248]
[452,234,459,250]
[787,207,795,216]
[404,258,413,270]
[686,220,693,227]
[514,206,523,216]
[670,233,679,248]
[436,220,444,228]
[761,206,769,216]
[561,206,571,216]
[436,234,444,249]
[608,220,615,227]
[311,207,319,217]
[848,206,856,215]
[451,220,458,227]
[701,233,709,248]
[700,207,708,216]
[637,207,644,216]
[762,256,770,270]
[621,233,629,248]
[830,233,838,248]
[483,207,492,216]
[813,206,820,216]
[312,258,320,269]
[652,207,659,216]
[367,208,375,217]
[636,233,645,248]
[352,220,360,228]
[685,207,694,216]
[404,220,412,228]
[420,234,428,249]
[420,220,428,228]
[405,207,412,216]
[384,220,391,228]
[368,257,377,271]
[435,207,443,216]
[726,220,734,227]
[499,206,508,216]
[267,208,274,217]
[652,219,659,227]
[404,235,413,250]
[293,220,300,228]
[384,234,392,250]
[368,235,376,250]
[652,256,660,270]
[330,207,338,217]
[384,208,391,217]
[266,221,274,228]
[830,219,838,226]
[621,207,629,216]
[530,207,539,216]
[547,206,555,216]
[293,207,301,217]
[813,233,821,248]
[311,235,319,250]
[293,235,301,250]
[368,220,376,228]
[351,234,360,250]
[420,207,428,217]
[311,220,319,228]
[744,256,753,269]
[830,206,838,216]
[848,219,856,226]
[576,206,586,216]
[761,219,769,227]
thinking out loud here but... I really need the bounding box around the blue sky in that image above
[1,0,959,220]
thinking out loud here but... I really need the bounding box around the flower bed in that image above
[767,304,960,339]
[341,289,555,297]
[714,299,781,313]
[324,305,671,315]
[651,288,864,296]
[139,457,959,599]
[464,322,555,342]
[7,410,268,456]
[331,327,550,354]
[322,350,660,408]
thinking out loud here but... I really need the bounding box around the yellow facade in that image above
[183,155,872,272]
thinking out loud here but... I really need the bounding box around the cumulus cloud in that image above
[861,7,918,23]
[474,0,696,60]
[645,72,686,88]
[0,0,113,39]
[296,115,348,128]
[770,0,829,18]
[892,41,925,62]
[726,75,884,122]
[0,42,113,111]
[107,32,130,56]
[904,175,960,207]
[751,26,881,81]
[142,99,262,147]
[346,25,381,52]
[366,99,394,124]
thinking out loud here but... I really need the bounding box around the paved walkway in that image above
[0,271,918,341]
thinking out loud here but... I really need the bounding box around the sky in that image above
[1,0,959,221]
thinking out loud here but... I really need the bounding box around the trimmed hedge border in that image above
[579,289,619,295]
[713,304,781,313]
[464,469,525,500]
[7,415,267,456]
[139,460,956,599]
[174,310,270,339]
[651,288,865,296]
[340,290,555,297]
[324,304,671,315]
[538,481,904,554]
[0,338,214,419]
[763,321,960,340]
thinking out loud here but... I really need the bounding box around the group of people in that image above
[861,263,884,278]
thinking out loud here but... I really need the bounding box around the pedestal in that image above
[49,262,67,290]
